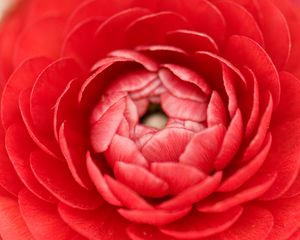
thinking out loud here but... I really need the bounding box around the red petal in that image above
[207,91,227,127]
[141,127,194,163]
[180,124,226,173]
[18,189,82,240]
[86,152,121,206]
[158,172,222,210]
[224,35,280,107]
[166,29,218,53]
[1,57,51,129]
[104,134,148,168]
[126,11,189,47]
[160,207,243,239]
[150,162,206,195]
[215,0,264,45]
[90,94,126,153]
[59,203,130,240]
[257,0,291,69]
[104,175,153,210]
[94,8,151,57]
[159,68,207,102]
[214,109,243,170]
[113,162,169,198]
[118,207,191,226]
[218,133,272,192]
[30,58,82,135]
[30,150,103,210]
[218,205,274,240]
[59,121,93,190]
[242,93,273,162]
[5,124,55,202]
[0,194,32,240]
[127,224,175,240]
[197,172,277,212]
[14,17,64,66]
[161,92,207,122]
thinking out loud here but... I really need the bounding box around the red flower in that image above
[1,0,300,239]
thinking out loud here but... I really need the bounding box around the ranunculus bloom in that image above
[1,0,300,239]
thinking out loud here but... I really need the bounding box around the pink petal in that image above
[224,35,280,107]
[18,189,82,240]
[0,194,32,240]
[257,0,291,69]
[90,94,126,153]
[86,152,121,206]
[180,124,226,173]
[214,109,243,170]
[162,63,211,95]
[59,121,93,190]
[217,205,274,240]
[158,172,222,210]
[197,172,277,212]
[59,203,130,240]
[62,18,103,70]
[30,150,103,210]
[14,17,64,66]
[150,162,206,195]
[160,207,243,239]
[207,91,227,127]
[161,92,207,122]
[118,207,191,226]
[158,68,207,102]
[19,89,61,158]
[241,92,273,162]
[108,50,158,72]
[104,175,153,210]
[125,11,189,47]
[214,0,264,45]
[166,29,219,53]
[218,133,272,192]
[5,124,56,202]
[113,162,169,198]
[104,134,148,168]
[94,8,151,57]
[1,57,51,129]
[130,78,161,100]
[141,127,194,163]
[30,58,82,135]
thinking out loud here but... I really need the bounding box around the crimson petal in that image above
[30,150,103,210]
[160,207,243,239]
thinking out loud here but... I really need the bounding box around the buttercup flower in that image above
[0,0,300,239]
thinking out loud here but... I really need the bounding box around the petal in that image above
[141,127,194,163]
[180,124,226,173]
[1,57,51,129]
[125,11,189,47]
[104,134,148,168]
[30,150,103,210]
[127,224,175,240]
[207,91,227,127]
[14,17,65,65]
[118,207,191,226]
[113,162,169,198]
[18,189,81,240]
[59,203,130,240]
[197,172,277,212]
[5,124,55,202]
[158,172,222,210]
[0,194,32,240]
[161,92,207,122]
[214,109,243,170]
[30,58,82,134]
[224,35,280,107]
[150,162,206,195]
[160,207,243,239]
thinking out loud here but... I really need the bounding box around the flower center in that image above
[141,103,168,129]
